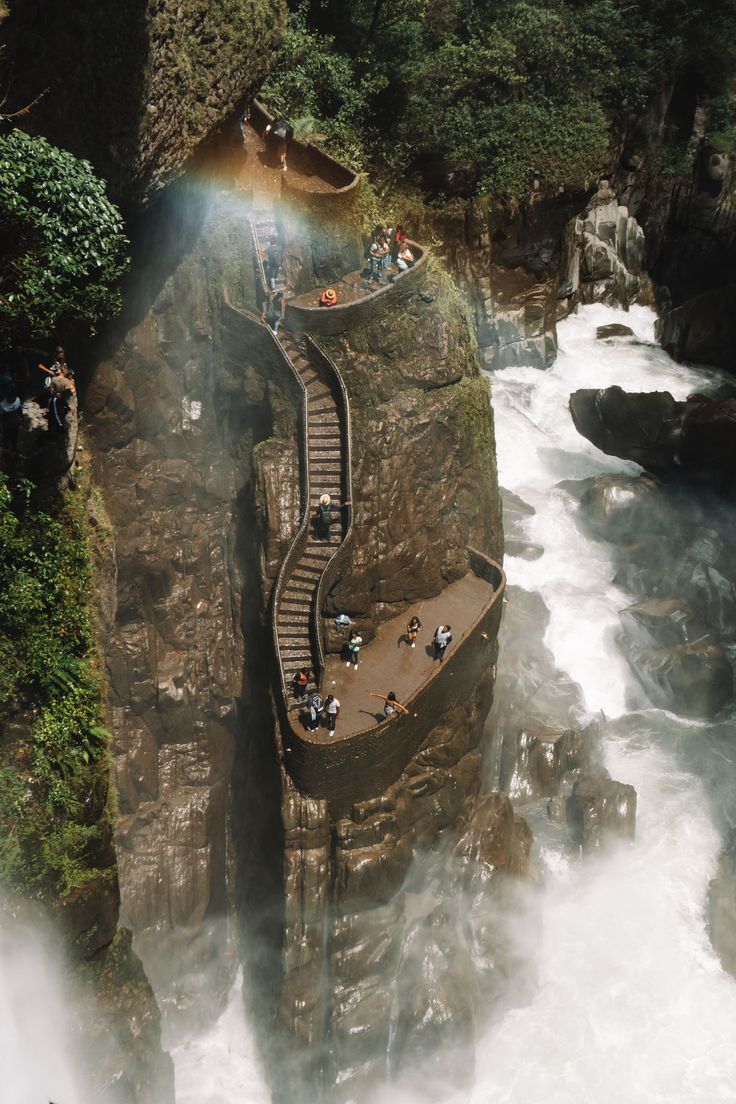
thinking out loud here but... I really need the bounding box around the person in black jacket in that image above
[47,381,70,437]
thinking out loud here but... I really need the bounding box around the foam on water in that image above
[170,969,270,1104]
[469,304,736,1103]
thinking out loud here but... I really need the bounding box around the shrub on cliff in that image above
[0,472,112,899]
[0,130,129,341]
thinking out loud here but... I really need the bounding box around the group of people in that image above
[291,614,454,734]
[367,224,414,283]
[0,345,75,452]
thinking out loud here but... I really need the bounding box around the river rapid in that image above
[469,303,736,1104]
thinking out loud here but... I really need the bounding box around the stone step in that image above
[281,602,314,616]
[291,569,322,586]
[308,431,341,445]
[279,634,311,647]
[309,456,342,467]
[309,413,341,426]
[282,582,313,599]
[309,396,337,413]
[286,578,315,597]
[278,620,311,635]
[309,490,342,501]
[304,388,333,406]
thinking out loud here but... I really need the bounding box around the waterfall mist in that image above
[0,902,90,1104]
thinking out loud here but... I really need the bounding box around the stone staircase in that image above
[276,334,347,704]
[251,208,350,710]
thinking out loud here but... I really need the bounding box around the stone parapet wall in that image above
[283,551,505,817]
[285,243,429,336]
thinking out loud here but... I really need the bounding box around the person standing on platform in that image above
[406,615,422,648]
[325,693,341,732]
[433,625,452,661]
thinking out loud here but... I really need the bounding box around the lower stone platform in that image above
[320,570,494,738]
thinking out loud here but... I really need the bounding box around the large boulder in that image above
[570,386,736,489]
[619,598,733,717]
[566,766,637,851]
[657,284,736,371]
[579,473,671,540]
[569,385,679,472]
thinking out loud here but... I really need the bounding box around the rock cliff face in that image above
[1,0,285,206]
[321,262,502,630]
[85,182,299,1033]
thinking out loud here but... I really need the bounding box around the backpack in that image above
[309,693,323,713]
[318,503,332,524]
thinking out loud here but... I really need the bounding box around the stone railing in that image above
[282,548,506,816]
[222,292,314,709]
[307,334,354,673]
[284,241,429,336]
[251,99,359,195]
[248,212,270,308]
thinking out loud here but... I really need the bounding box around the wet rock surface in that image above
[86,190,300,1031]
[567,766,637,852]
[570,385,736,487]
[619,599,732,718]
[488,586,599,805]
[561,181,651,310]
[502,487,543,560]
[574,464,736,718]
[709,834,736,979]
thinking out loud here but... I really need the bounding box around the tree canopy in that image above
[0,130,129,341]
[262,0,736,197]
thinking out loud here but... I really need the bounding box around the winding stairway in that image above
[251,208,350,709]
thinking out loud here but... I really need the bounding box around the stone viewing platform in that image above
[321,569,495,738]
[283,549,504,815]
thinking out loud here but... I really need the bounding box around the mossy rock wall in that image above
[1,0,286,205]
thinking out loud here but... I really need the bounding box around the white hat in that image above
[319,494,331,505]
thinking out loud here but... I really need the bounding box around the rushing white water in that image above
[470,304,736,1103]
[170,970,270,1104]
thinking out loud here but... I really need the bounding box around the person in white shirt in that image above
[325,694,341,732]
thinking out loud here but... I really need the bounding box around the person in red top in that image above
[390,224,407,267]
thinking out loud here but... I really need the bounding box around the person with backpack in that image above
[346,630,363,670]
[433,625,453,662]
[325,693,340,732]
[307,691,323,731]
[47,379,72,437]
[406,615,422,648]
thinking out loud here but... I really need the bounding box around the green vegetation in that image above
[0,471,113,899]
[0,130,129,341]
[263,0,736,198]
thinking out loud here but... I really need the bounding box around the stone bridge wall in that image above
[282,550,505,816]
[285,242,429,335]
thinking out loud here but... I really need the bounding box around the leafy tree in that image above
[264,0,736,199]
[0,130,129,341]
